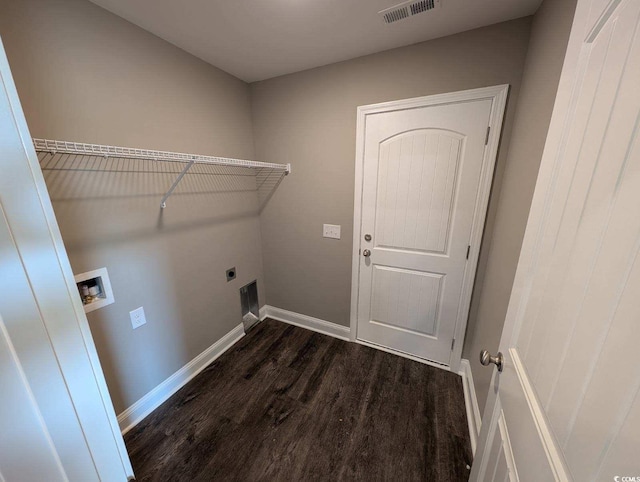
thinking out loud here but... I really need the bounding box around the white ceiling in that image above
[89,0,542,82]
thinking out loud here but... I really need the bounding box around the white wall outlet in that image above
[323,224,341,239]
[129,307,147,329]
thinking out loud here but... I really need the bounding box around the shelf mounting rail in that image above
[33,138,291,208]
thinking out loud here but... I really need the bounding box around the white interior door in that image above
[352,88,506,367]
[472,0,640,479]
[0,37,133,480]
[0,203,93,481]
[0,312,67,481]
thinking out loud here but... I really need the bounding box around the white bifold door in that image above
[353,87,506,367]
[472,0,640,480]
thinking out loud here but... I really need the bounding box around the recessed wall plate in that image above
[74,267,115,313]
[226,267,237,282]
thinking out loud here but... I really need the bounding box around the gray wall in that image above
[1,0,575,419]
[250,20,531,333]
[0,0,263,413]
[463,0,577,412]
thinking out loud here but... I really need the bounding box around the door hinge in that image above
[466,245,471,260]
[485,126,491,145]
[451,338,456,351]
[359,248,361,255]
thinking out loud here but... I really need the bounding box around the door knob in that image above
[363,249,371,257]
[480,350,504,372]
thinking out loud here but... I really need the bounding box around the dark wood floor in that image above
[125,319,472,481]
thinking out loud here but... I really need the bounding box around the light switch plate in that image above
[323,224,341,239]
[130,306,147,329]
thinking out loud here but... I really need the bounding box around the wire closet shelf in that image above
[33,138,291,208]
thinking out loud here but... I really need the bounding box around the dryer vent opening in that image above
[240,281,260,332]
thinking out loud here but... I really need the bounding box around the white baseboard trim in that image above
[262,306,450,372]
[459,358,482,455]
[117,323,245,435]
[261,305,351,341]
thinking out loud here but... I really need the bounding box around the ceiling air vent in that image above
[380,0,439,24]
[410,0,435,15]
[383,7,409,24]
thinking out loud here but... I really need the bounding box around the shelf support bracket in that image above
[160,159,195,209]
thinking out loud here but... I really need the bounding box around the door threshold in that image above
[355,338,451,372]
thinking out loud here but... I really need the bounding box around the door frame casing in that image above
[349,85,509,373]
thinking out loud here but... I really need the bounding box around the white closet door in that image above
[352,87,506,368]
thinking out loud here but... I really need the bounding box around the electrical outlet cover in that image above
[130,306,147,329]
